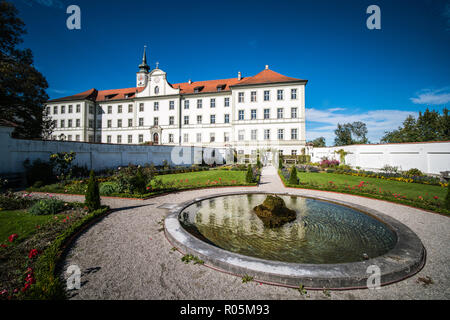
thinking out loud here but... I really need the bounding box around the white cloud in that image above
[410,87,450,105]
[306,108,417,145]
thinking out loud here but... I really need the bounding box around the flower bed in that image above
[279,169,449,216]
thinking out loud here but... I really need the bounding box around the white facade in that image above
[45,52,307,157]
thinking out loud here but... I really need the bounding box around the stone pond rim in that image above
[164,191,426,289]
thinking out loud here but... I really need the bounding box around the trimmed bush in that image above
[28,198,65,216]
[99,182,120,195]
[446,182,450,210]
[246,164,254,183]
[405,168,423,177]
[85,170,100,212]
[288,166,299,185]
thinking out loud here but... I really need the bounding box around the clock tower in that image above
[136,46,150,88]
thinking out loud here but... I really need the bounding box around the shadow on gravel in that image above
[109,203,156,214]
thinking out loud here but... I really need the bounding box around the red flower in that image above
[0,289,7,296]
[0,244,7,248]
[434,196,439,200]
[8,234,18,243]
[28,249,39,259]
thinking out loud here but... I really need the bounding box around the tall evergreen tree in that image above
[0,1,53,138]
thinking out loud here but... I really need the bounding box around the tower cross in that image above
[156,61,159,69]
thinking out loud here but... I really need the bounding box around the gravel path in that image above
[46,166,449,300]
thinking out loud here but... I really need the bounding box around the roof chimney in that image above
[265,65,269,70]
[238,71,241,81]
[188,79,192,84]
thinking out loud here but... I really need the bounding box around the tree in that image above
[85,170,100,212]
[334,122,369,146]
[288,166,299,185]
[0,1,53,139]
[381,108,450,143]
[245,164,254,183]
[309,137,326,147]
[350,121,369,144]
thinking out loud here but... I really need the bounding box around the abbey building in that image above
[45,48,307,157]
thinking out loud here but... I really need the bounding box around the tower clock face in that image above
[137,74,147,87]
[154,76,160,83]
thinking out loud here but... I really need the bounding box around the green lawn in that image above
[0,210,55,245]
[297,172,446,201]
[152,169,250,188]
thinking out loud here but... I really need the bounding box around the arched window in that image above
[154,86,159,94]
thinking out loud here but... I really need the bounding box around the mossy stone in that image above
[253,195,297,228]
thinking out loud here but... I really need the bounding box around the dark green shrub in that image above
[23,159,56,186]
[256,155,262,169]
[99,182,120,195]
[278,155,283,169]
[129,167,148,194]
[85,170,100,212]
[288,166,299,185]
[405,168,423,177]
[28,198,65,215]
[246,164,254,183]
[0,192,36,210]
[446,183,450,210]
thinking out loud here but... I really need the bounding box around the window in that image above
[60,120,65,128]
[224,97,230,107]
[210,133,215,142]
[96,135,101,143]
[183,133,189,143]
[251,109,257,120]
[153,117,158,126]
[89,105,94,114]
[139,134,144,143]
[97,106,102,115]
[224,132,230,142]
[279,149,283,156]
[224,114,230,124]
[154,86,159,94]
[197,99,202,109]
[68,135,72,141]
[169,134,174,143]
[251,91,257,102]
[251,129,257,140]
[277,108,283,119]
[139,118,144,126]
[88,120,93,128]
[88,135,94,142]
[108,106,112,114]
[76,135,80,141]
[97,120,101,128]
[68,105,73,113]
[76,104,81,113]
[264,109,270,119]
[238,110,244,120]
[169,116,174,125]
[264,129,270,140]
[169,101,174,110]
[107,135,112,143]
[61,105,65,114]
[291,107,297,119]
[68,119,72,128]
[291,150,297,156]
[128,135,132,144]
[139,103,144,112]
[53,106,58,114]
[45,107,50,115]
[184,100,189,109]
[238,92,244,103]
[118,105,122,113]
[76,119,80,127]
[264,90,270,101]
[117,119,122,127]
[291,128,298,140]
[107,120,112,128]
[154,102,159,111]
[117,135,122,143]
[210,98,215,108]
[197,115,202,124]
[53,120,57,128]
[196,133,201,143]
[278,129,284,140]
[238,130,245,141]
[291,88,297,99]
[128,104,133,113]
[128,119,133,127]
[277,89,284,100]
[210,114,216,124]
[184,115,189,125]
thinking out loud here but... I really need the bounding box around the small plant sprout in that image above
[297,284,307,295]
[323,288,331,297]
[181,254,204,265]
[241,274,254,283]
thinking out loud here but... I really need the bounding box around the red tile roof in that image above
[47,68,306,102]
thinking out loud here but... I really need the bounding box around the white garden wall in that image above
[0,126,229,175]
[309,141,450,175]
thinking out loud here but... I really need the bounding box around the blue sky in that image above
[11,0,450,144]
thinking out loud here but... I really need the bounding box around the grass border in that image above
[21,206,110,300]
[278,169,450,217]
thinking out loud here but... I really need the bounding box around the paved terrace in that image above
[42,166,449,299]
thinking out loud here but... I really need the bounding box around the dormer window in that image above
[154,86,159,94]
[216,84,226,92]
[194,86,204,93]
